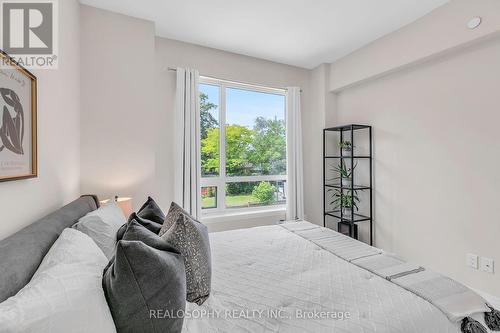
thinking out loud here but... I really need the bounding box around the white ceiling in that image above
[79,0,449,69]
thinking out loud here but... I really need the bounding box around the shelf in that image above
[325,124,371,132]
[325,183,371,190]
[323,123,373,245]
[324,210,371,223]
[324,155,371,159]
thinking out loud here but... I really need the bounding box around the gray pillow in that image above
[122,215,176,251]
[137,196,166,225]
[159,203,211,305]
[115,223,127,242]
[102,238,186,333]
[116,213,163,241]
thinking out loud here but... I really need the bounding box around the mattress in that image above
[182,222,491,333]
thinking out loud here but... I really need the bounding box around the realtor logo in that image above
[0,0,58,69]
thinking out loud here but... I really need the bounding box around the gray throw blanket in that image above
[281,222,500,333]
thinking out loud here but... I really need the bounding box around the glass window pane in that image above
[225,181,286,208]
[201,186,217,209]
[200,84,220,177]
[225,88,286,177]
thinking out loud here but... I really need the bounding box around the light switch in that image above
[480,257,494,274]
[466,254,479,269]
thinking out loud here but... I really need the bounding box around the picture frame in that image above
[0,50,37,182]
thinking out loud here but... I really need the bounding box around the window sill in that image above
[201,206,286,224]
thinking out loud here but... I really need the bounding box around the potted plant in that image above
[329,189,360,218]
[339,140,354,156]
[331,161,357,187]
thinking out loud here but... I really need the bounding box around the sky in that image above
[200,83,285,128]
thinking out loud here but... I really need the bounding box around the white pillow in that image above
[0,228,116,333]
[73,201,126,259]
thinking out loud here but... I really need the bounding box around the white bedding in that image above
[182,222,491,333]
[0,228,116,333]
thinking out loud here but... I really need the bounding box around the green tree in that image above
[201,124,255,176]
[200,93,218,140]
[200,93,219,176]
[249,117,286,175]
[252,181,276,204]
[226,182,254,196]
[201,127,220,175]
[225,125,255,176]
[199,91,286,196]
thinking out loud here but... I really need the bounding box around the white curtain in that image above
[174,68,201,218]
[285,87,304,221]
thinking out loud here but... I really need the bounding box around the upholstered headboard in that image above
[0,195,100,303]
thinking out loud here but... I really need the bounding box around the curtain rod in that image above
[166,67,302,93]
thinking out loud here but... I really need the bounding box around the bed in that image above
[0,196,497,333]
[182,222,495,333]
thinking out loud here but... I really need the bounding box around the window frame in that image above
[199,76,288,216]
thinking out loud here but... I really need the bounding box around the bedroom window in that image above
[199,77,287,214]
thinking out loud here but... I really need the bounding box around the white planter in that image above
[341,177,352,187]
[342,208,353,218]
[341,148,352,156]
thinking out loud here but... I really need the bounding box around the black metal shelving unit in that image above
[323,124,373,245]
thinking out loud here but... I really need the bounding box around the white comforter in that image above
[182,222,489,333]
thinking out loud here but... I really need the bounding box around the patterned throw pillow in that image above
[159,203,211,305]
[159,202,194,234]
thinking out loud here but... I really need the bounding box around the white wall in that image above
[79,6,312,230]
[328,1,500,296]
[303,64,329,225]
[80,6,156,207]
[330,0,500,92]
[0,0,81,240]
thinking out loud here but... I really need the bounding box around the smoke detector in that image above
[467,17,482,30]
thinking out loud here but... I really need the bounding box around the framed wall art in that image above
[0,50,37,182]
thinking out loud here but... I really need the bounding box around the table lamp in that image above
[100,196,133,217]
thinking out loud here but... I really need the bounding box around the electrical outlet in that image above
[480,257,494,274]
[466,254,479,269]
